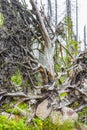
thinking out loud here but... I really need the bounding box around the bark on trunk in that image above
[30,0,55,81]
[44,42,55,81]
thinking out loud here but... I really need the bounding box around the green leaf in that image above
[60,92,67,98]
[0,13,4,27]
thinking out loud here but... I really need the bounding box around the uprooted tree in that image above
[0,0,87,123]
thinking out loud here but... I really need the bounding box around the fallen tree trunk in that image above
[0,0,87,124]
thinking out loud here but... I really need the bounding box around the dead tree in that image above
[47,0,52,22]
[84,25,87,50]
[76,0,78,42]
[66,0,71,18]
[55,0,58,26]
[0,0,87,123]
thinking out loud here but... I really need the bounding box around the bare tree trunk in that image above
[55,0,58,27]
[84,25,87,50]
[76,0,78,42]
[66,0,72,41]
[66,0,71,18]
[30,0,55,81]
[35,0,37,4]
[44,42,55,80]
[47,0,52,20]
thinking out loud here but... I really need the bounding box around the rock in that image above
[1,112,15,119]
[50,111,63,124]
[36,99,52,120]
[80,125,87,130]
[1,112,21,121]
[50,107,78,125]
[74,125,87,130]
[61,107,78,121]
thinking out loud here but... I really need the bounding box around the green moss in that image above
[58,120,75,130]
[0,115,27,130]
[11,70,22,86]
[6,103,28,115]
[6,107,20,115]
[0,115,86,130]
[29,118,76,130]
[18,103,27,110]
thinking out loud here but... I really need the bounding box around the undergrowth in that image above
[0,115,86,130]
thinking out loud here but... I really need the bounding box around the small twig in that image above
[75,104,87,112]
[0,48,8,54]
[4,92,27,97]
[27,71,36,89]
